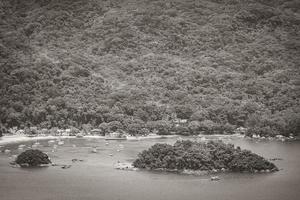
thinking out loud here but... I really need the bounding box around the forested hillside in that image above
[0,0,299,136]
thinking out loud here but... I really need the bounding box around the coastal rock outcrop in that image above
[15,149,51,167]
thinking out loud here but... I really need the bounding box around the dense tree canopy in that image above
[0,0,299,136]
[133,140,278,172]
[15,149,51,167]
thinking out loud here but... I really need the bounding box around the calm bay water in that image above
[0,136,299,200]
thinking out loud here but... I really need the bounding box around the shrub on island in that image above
[15,149,51,167]
[133,140,278,173]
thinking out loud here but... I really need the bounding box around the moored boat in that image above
[126,136,140,141]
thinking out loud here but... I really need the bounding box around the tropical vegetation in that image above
[15,149,51,167]
[133,140,278,172]
[0,0,299,137]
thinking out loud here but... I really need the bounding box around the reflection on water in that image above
[0,136,299,200]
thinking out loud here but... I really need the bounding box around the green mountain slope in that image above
[0,0,299,136]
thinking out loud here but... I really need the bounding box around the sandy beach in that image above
[0,134,178,146]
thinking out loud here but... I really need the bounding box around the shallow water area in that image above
[0,135,300,200]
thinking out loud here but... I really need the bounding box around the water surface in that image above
[0,136,299,200]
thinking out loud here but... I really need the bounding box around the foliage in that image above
[133,140,278,172]
[0,0,299,137]
[15,149,51,167]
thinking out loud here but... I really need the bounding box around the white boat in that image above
[91,147,97,153]
[126,136,140,141]
[211,176,220,181]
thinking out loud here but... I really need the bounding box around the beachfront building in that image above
[105,131,126,140]
[91,129,104,136]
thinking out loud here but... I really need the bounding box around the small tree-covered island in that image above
[15,149,51,167]
[133,140,278,173]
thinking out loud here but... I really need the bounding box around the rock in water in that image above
[15,149,51,167]
[61,165,72,169]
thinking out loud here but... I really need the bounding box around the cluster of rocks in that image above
[114,162,138,171]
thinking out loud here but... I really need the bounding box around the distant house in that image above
[24,126,38,136]
[57,129,65,136]
[16,129,25,135]
[235,127,247,134]
[65,129,71,133]
[9,127,18,135]
[59,129,72,136]
[173,119,188,126]
[40,128,49,135]
[105,131,126,140]
[91,129,104,136]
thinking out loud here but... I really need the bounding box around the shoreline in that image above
[0,135,78,145]
[0,134,179,146]
[0,133,296,146]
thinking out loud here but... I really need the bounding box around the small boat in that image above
[91,147,97,153]
[211,176,220,181]
[126,136,140,141]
